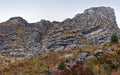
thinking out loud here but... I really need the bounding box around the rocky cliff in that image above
[43,6,120,51]
[0,6,119,56]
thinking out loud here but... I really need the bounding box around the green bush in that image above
[89,57,99,65]
[58,60,66,70]
[110,34,118,43]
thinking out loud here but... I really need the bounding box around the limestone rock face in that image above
[0,18,52,56]
[0,6,119,56]
[44,6,120,51]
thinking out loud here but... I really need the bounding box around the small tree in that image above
[110,34,118,43]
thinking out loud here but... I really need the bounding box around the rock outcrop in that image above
[0,6,119,56]
[44,6,120,51]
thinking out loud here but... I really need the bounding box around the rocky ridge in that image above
[0,6,119,57]
[43,6,120,51]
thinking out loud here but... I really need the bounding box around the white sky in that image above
[0,0,120,27]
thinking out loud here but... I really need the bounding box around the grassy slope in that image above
[0,42,120,75]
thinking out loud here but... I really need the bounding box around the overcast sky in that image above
[0,0,120,27]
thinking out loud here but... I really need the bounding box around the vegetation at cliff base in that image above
[111,33,118,43]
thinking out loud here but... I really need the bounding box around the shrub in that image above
[58,60,66,70]
[89,57,99,65]
[111,34,118,43]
